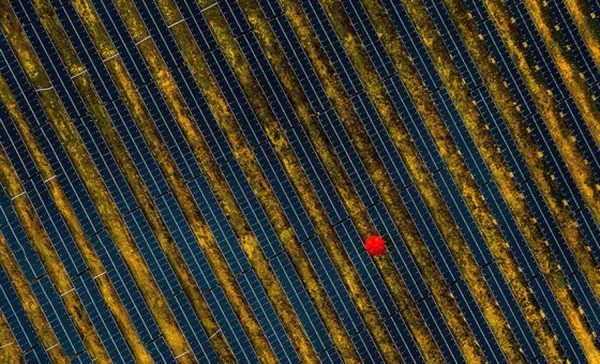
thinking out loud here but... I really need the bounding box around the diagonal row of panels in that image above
[0,0,599,362]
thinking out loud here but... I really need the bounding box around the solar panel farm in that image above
[0,0,599,362]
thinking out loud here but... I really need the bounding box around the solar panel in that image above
[383,312,425,364]
[417,295,465,364]
[380,0,443,92]
[30,276,85,356]
[22,344,51,363]
[269,252,334,354]
[72,271,134,362]
[301,1,364,97]
[482,262,542,361]
[0,266,40,352]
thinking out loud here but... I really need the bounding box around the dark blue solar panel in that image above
[22,344,51,363]
[91,231,161,344]
[558,97,600,181]
[433,89,493,187]
[269,16,332,112]
[303,237,365,337]
[137,83,202,182]
[237,269,299,362]
[269,252,334,354]
[55,4,120,104]
[123,210,183,297]
[253,144,316,243]
[510,3,571,101]
[235,30,298,130]
[73,271,134,362]
[21,20,88,120]
[480,183,540,280]
[482,262,542,361]
[319,345,343,364]
[547,0,599,85]
[567,271,600,341]
[33,123,104,237]
[342,0,397,79]
[22,176,87,278]
[351,91,413,192]
[107,99,170,198]
[423,0,483,90]
[204,286,259,362]
[173,0,218,53]
[434,168,494,267]
[384,75,445,173]
[90,0,153,87]
[470,86,532,185]
[155,193,219,293]
[301,1,364,97]
[132,0,185,70]
[0,266,40,352]
[220,161,284,259]
[146,336,175,362]
[477,19,537,118]
[286,124,349,225]
[167,292,217,362]
[449,279,507,363]
[70,351,92,364]
[367,202,430,302]
[400,185,460,285]
[72,115,139,216]
[351,328,383,363]
[574,207,600,265]
[187,175,252,275]
[0,113,38,181]
[417,295,465,364]
[529,276,586,362]
[30,276,85,356]
[383,312,425,364]
[380,0,443,92]
[218,0,252,37]
[317,109,381,207]
[204,49,269,148]
[256,0,283,19]
[169,66,235,166]
[462,0,489,24]
[334,219,397,318]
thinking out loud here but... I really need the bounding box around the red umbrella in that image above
[365,235,385,256]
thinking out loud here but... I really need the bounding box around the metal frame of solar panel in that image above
[268,15,332,113]
[30,275,85,357]
[0,266,41,353]
[380,0,443,92]
[91,231,161,346]
[72,271,134,361]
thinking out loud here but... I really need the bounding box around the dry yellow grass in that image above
[0,311,21,363]
[389,0,598,359]
[0,2,194,359]
[0,234,68,364]
[0,146,109,362]
[563,0,600,74]
[145,3,368,363]
[0,72,152,362]
[523,0,600,187]
[30,1,233,361]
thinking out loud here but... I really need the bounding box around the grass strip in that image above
[563,0,600,74]
[0,72,152,362]
[523,0,600,169]
[0,234,68,364]
[320,0,529,361]
[0,311,21,362]
[144,2,374,362]
[397,0,599,359]
[0,3,194,360]
[74,0,318,361]
[32,1,234,361]
[0,138,109,362]
[484,1,600,221]
[439,0,600,356]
